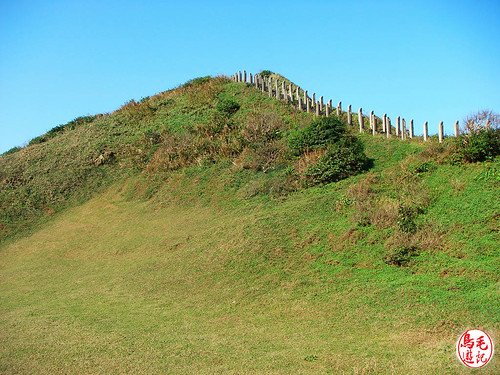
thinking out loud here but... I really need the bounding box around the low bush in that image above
[216,97,240,117]
[384,245,419,267]
[289,116,346,155]
[452,128,500,163]
[396,205,421,234]
[305,135,369,184]
[259,70,273,78]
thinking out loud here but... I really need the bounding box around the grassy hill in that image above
[0,74,499,373]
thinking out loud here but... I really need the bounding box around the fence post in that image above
[298,95,302,111]
[306,98,311,113]
[268,78,272,97]
[312,93,316,109]
[438,121,444,143]
[409,119,414,139]
[386,115,391,138]
[371,111,376,135]
[320,96,323,113]
[275,80,279,99]
[337,101,342,117]
[296,87,300,102]
[239,71,242,82]
[249,73,253,85]
[347,104,352,125]
[316,102,320,116]
[289,85,293,101]
[243,70,247,83]
[401,118,406,139]
[326,103,330,117]
[423,121,428,141]
[395,116,400,137]
[358,108,364,132]
[304,90,308,105]
[454,121,460,137]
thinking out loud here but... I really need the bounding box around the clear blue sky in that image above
[1,0,499,153]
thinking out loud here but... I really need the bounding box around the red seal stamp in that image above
[456,329,494,368]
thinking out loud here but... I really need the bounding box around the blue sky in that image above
[1,0,499,153]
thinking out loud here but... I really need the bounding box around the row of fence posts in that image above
[232,71,460,142]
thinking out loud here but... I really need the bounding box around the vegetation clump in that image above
[452,128,499,163]
[290,116,370,184]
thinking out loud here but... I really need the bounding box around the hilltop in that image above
[0,73,498,373]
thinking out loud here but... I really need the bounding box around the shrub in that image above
[384,245,419,267]
[144,129,162,146]
[259,70,273,78]
[410,161,437,174]
[216,97,240,117]
[289,116,347,155]
[463,109,499,133]
[452,128,500,163]
[396,205,421,234]
[305,135,369,184]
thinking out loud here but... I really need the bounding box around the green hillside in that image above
[0,74,498,374]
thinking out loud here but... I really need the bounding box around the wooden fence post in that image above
[312,93,316,109]
[306,98,311,113]
[358,108,364,132]
[315,102,320,116]
[298,95,302,111]
[347,104,352,125]
[243,70,247,83]
[409,119,414,139]
[401,118,406,139]
[454,121,460,137]
[438,121,444,143]
[337,101,342,117]
[386,115,391,138]
[395,116,400,137]
[326,103,330,117]
[304,90,308,105]
[423,121,428,141]
[320,96,323,112]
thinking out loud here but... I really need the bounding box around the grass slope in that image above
[1,134,499,374]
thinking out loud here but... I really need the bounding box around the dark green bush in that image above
[410,161,437,174]
[289,116,346,155]
[453,128,500,163]
[305,136,369,184]
[396,205,419,234]
[216,97,240,117]
[259,70,273,78]
[384,245,419,267]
